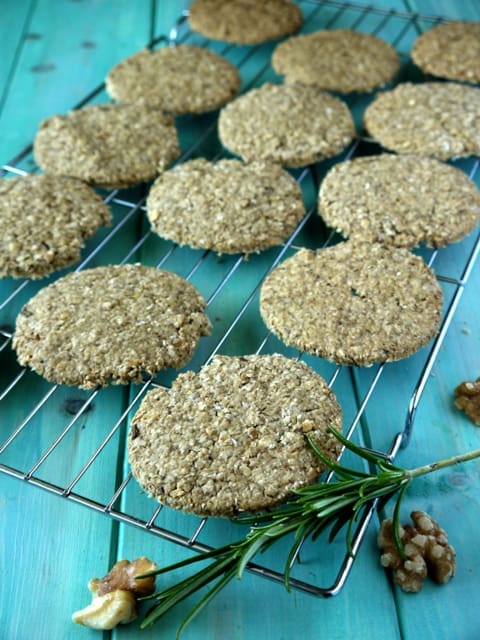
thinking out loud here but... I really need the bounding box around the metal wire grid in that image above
[1,0,479,597]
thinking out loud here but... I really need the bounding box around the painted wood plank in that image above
[0,476,117,640]
[0,0,153,166]
[111,3,415,639]
[1,1,480,640]
[0,0,35,106]
[348,0,480,637]
[355,0,480,636]
[0,3,155,640]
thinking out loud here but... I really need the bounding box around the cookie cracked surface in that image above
[0,174,111,279]
[128,354,342,516]
[260,243,443,367]
[219,82,355,167]
[106,45,240,114]
[318,154,480,249]
[146,158,305,254]
[13,264,211,389]
[34,102,180,188]
[272,29,400,93]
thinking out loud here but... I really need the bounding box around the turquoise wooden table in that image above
[1,1,480,639]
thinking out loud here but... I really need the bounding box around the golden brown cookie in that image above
[272,29,400,93]
[412,21,480,83]
[106,45,240,114]
[260,243,443,367]
[218,82,355,167]
[33,102,180,188]
[13,264,211,389]
[318,154,480,249]
[188,0,302,45]
[146,158,305,254]
[128,354,342,516]
[363,81,480,160]
[0,174,111,279]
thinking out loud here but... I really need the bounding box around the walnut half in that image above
[378,511,456,593]
[72,557,157,630]
[454,377,480,425]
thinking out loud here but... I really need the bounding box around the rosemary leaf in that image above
[141,554,236,628]
[174,566,239,640]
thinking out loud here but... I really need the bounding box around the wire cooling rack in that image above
[1,0,479,597]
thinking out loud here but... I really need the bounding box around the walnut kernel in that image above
[72,557,157,630]
[454,377,480,425]
[378,511,455,593]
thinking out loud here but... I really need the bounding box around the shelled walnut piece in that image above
[72,557,156,630]
[378,511,456,593]
[454,377,480,425]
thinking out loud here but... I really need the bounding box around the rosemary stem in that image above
[406,447,480,480]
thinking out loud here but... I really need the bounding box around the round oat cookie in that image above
[0,174,111,279]
[128,354,342,516]
[33,102,180,188]
[411,21,480,84]
[318,154,480,249]
[13,264,211,389]
[188,0,302,45]
[260,243,443,367]
[146,158,305,254]
[364,82,480,160]
[218,82,355,167]
[106,45,240,115]
[272,29,400,93]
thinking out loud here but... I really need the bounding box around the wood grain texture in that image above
[0,0,153,165]
[1,1,479,639]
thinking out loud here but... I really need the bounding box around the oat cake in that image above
[363,81,480,160]
[188,0,302,45]
[260,243,443,367]
[128,354,342,516]
[272,29,400,93]
[411,21,480,83]
[33,102,180,188]
[218,82,355,167]
[318,154,480,249]
[146,158,305,254]
[0,173,111,279]
[13,264,211,389]
[106,45,240,114]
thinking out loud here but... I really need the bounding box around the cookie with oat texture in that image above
[106,45,240,114]
[260,243,443,367]
[146,158,305,254]
[13,264,211,389]
[188,0,302,44]
[34,101,180,188]
[318,154,480,249]
[218,82,355,167]
[412,21,480,83]
[272,29,400,93]
[128,353,342,516]
[0,173,111,279]
[363,82,480,160]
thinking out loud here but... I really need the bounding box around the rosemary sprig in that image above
[139,427,480,637]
